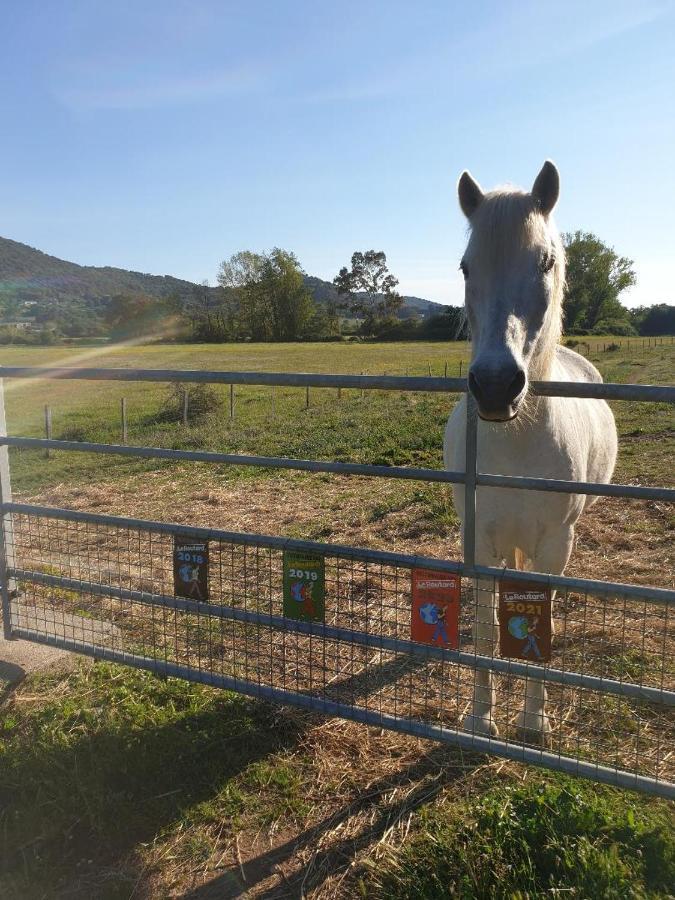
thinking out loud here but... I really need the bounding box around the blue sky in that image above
[2,0,674,306]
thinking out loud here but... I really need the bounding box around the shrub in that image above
[157,382,224,424]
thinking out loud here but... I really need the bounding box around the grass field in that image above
[0,338,673,898]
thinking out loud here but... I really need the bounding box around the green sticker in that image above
[283,551,325,622]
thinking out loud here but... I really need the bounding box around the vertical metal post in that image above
[121,397,128,444]
[463,392,478,575]
[0,378,16,639]
[229,384,235,419]
[305,385,310,409]
[428,363,432,376]
[459,359,463,377]
[44,405,52,458]
[182,390,189,426]
[444,361,448,377]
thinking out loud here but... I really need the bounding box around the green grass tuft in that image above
[369,776,675,899]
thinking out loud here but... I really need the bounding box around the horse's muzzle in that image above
[468,364,527,422]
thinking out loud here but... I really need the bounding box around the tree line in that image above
[1,232,673,344]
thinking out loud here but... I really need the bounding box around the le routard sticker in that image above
[498,580,552,662]
[173,537,209,603]
[283,551,325,622]
[411,569,460,649]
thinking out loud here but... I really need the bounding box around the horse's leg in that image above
[462,536,502,737]
[515,527,574,746]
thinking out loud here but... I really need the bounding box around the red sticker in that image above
[411,569,460,649]
[499,580,552,662]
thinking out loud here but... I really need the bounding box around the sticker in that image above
[499,580,552,662]
[173,537,209,602]
[411,568,460,649]
[283,551,325,622]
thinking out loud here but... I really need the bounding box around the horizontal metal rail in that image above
[475,472,674,502]
[1,366,674,402]
[0,437,465,487]
[11,625,674,798]
[2,437,672,503]
[4,502,674,604]
[13,566,674,707]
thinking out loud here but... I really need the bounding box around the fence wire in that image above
[6,509,673,795]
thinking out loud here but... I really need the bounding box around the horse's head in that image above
[457,161,564,422]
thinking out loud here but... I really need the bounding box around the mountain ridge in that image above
[0,236,447,318]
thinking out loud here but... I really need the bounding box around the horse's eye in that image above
[541,253,555,273]
[459,260,469,279]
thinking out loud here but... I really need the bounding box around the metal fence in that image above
[0,366,673,798]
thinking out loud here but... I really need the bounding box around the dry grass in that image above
[5,462,672,899]
[1,340,673,898]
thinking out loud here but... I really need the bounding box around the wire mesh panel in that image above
[5,508,674,797]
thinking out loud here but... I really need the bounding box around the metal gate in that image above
[0,367,673,798]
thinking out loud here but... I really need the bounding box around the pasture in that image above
[0,339,673,898]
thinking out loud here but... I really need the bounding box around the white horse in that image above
[444,161,617,744]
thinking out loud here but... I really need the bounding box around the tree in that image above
[563,232,636,334]
[258,248,315,341]
[216,250,267,339]
[215,248,317,341]
[333,251,402,334]
[630,304,675,336]
[181,281,239,341]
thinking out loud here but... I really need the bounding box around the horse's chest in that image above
[476,428,576,481]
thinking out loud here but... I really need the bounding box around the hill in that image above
[0,237,447,322]
[0,236,198,306]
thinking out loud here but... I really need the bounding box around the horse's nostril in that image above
[507,369,526,403]
[468,370,483,401]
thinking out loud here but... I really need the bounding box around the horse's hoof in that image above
[462,714,499,737]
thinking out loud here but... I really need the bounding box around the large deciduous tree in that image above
[215,248,316,341]
[563,232,636,334]
[333,250,402,333]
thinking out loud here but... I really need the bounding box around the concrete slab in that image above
[1,605,121,689]
[0,632,75,686]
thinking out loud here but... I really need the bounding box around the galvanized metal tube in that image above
[2,436,672,502]
[0,366,466,393]
[530,380,675,403]
[0,366,672,402]
[11,626,675,798]
[4,501,673,604]
[476,473,675,503]
[12,567,674,707]
[0,437,467,487]
[463,394,478,574]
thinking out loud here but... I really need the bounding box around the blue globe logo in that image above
[178,564,193,583]
[508,615,529,639]
[419,602,440,625]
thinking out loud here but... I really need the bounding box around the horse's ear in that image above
[531,160,560,216]
[458,171,484,219]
